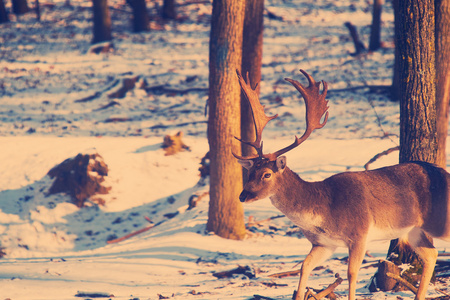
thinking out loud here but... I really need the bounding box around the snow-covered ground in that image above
[1,0,450,299]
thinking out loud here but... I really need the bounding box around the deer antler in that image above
[233,69,329,161]
[268,70,329,160]
[233,70,278,160]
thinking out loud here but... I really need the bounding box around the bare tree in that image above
[127,0,149,32]
[12,0,29,15]
[92,0,112,44]
[207,0,246,240]
[162,0,176,20]
[369,0,383,51]
[0,0,9,23]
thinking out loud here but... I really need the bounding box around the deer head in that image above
[234,69,329,202]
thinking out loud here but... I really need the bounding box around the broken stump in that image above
[47,152,110,207]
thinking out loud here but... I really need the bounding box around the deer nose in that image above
[239,190,250,202]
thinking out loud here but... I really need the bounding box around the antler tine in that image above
[267,70,329,160]
[233,70,278,160]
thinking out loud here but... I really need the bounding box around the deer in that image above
[233,69,450,300]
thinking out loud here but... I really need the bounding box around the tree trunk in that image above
[35,0,40,21]
[0,0,9,23]
[397,0,437,164]
[92,0,112,44]
[128,0,149,32]
[380,0,437,291]
[207,0,246,240]
[241,0,264,161]
[12,0,29,15]
[435,0,450,168]
[369,0,382,51]
[391,0,401,101]
[162,0,176,20]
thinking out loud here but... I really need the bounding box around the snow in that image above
[1,0,450,299]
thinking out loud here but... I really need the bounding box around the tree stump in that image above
[47,153,110,207]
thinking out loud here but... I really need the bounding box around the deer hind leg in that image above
[408,227,438,300]
[294,245,336,300]
[347,241,367,300]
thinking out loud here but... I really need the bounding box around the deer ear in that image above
[238,159,254,170]
[276,156,287,173]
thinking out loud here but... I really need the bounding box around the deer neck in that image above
[269,167,327,230]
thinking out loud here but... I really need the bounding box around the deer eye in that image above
[263,173,272,179]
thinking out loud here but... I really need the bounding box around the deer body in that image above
[233,70,450,300]
[266,161,450,245]
[240,158,450,300]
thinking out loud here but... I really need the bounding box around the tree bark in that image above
[128,0,149,32]
[0,0,9,23]
[241,0,264,161]
[207,0,246,240]
[391,0,401,101]
[12,0,29,15]
[369,0,383,51]
[162,0,176,20]
[92,0,112,44]
[435,0,450,168]
[381,0,437,291]
[397,0,437,164]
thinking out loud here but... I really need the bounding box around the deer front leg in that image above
[294,245,336,300]
[347,241,367,300]
[408,228,438,300]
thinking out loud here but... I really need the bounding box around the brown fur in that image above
[239,158,450,300]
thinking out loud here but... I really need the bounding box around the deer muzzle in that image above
[239,190,255,203]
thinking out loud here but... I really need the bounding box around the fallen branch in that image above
[212,265,255,279]
[148,120,207,130]
[327,85,391,95]
[74,91,102,103]
[94,100,120,111]
[246,214,285,228]
[260,281,288,288]
[310,274,343,300]
[75,291,114,298]
[106,216,155,244]
[178,0,211,6]
[251,295,277,300]
[364,146,399,170]
[293,274,343,300]
[386,271,418,295]
[108,76,139,99]
[268,269,300,278]
[74,78,119,103]
[344,22,366,56]
[146,85,208,95]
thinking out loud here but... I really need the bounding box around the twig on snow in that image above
[344,22,366,56]
[146,85,208,95]
[309,274,343,300]
[385,271,418,295]
[106,216,155,244]
[74,78,119,103]
[246,214,285,228]
[212,265,255,279]
[268,269,300,278]
[75,291,114,298]
[252,295,277,300]
[326,85,391,95]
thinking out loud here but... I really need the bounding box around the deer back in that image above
[265,161,450,246]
